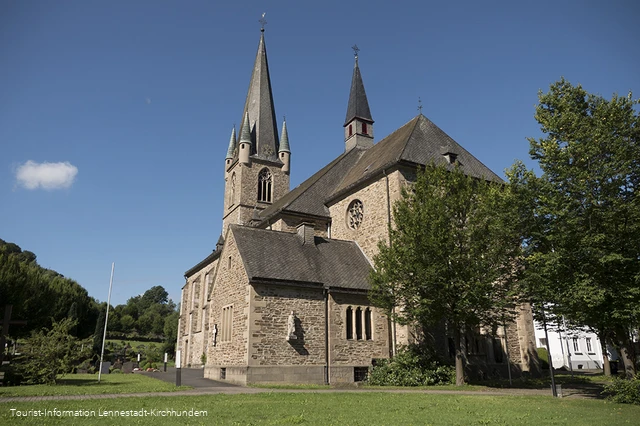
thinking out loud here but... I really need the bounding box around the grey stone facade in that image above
[177,29,539,385]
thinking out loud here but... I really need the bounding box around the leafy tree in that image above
[370,164,523,385]
[162,311,179,355]
[93,307,106,353]
[522,79,640,378]
[16,318,90,385]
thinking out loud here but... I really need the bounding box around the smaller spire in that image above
[239,112,252,145]
[279,117,290,153]
[226,126,237,159]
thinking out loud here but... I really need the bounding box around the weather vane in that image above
[259,12,267,31]
[352,44,360,58]
[417,97,423,114]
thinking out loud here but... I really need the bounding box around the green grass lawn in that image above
[0,374,188,397]
[1,392,639,425]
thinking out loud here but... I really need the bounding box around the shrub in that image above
[111,368,122,374]
[368,345,455,386]
[604,377,640,405]
[16,319,89,385]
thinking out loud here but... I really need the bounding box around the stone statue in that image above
[287,311,297,340]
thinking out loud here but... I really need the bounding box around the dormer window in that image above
[443,152,458,164]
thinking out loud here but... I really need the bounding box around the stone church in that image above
[177,28,538,384]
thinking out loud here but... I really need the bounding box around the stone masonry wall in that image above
[223,159,290,231]
[178,258,217,367]
[329,291,390,366]
[205,231,251,369]
[249,284,326,366]
[328,169,403,261]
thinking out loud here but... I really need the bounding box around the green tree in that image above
[369,164,523,385]
[93,306,106,353]
[16,318,89,385]
[523,78,640,377]
[162,311,179,355]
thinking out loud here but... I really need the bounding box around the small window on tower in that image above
[349,124,353,137]
[362,122,367,134]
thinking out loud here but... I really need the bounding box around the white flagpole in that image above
[98,262,115,383]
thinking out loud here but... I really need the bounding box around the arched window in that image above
[364,308,372,340]
[346,306,353,340]
[347,199,364,230]
[355,307,363,340]
[258,168,272,203]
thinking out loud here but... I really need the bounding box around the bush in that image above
[16,319,90,385]
[537,347,549,370]
[604,377,640,405]
[368,345,455,386]
[110,368,122,374]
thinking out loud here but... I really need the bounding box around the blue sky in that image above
[2,1,639,307]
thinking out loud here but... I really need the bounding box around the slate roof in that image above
[257,147,366,223]
[344,57,373,126]
[239,31,280,161]
[331,114,503,198]
[231,225,372,290]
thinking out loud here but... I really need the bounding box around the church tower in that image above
[344,47,374,151]
[222,26,291,232]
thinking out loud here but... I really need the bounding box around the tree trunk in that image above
[599,336,611,376]
[619,345,637,379]
[453,327,466,386]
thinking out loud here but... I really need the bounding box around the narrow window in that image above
[258,168,273,203]
[221,305,233,342]
[586,338,593,353]
[362,122,367,134]
[572,338,579,353]
[229,172,236,207]
[348,124,353,136]
[364,308,372,340]
[355,307,363,340]
[346,307,353,339]
[228,256,231,269]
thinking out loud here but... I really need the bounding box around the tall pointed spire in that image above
[344,47,373,126]
[344,46,374,151]
[239,27,279,160]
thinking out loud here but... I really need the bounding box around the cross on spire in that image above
[417,97,423,114]
[259,12,267,31]
[352,44,360,58]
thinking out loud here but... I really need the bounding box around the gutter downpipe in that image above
[324,286,330,384]
[383,168,397,356]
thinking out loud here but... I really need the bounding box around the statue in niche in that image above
[287,311,297,340]
[212,324,218,347]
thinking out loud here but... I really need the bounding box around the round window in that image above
[347,199,364,230]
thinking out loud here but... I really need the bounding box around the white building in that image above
[534,322,604,370]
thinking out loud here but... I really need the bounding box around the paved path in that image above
[0,368,599,403]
